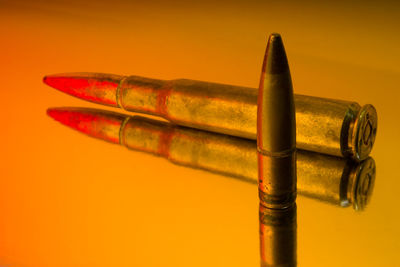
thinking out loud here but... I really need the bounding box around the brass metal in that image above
[257,34,296,209]
[47,107,377,210]
[259,204,297,267]
[113,76,377,162]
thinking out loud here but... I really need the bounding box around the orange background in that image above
[0,0,399,266]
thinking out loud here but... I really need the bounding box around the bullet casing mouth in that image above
[258,150,297,209]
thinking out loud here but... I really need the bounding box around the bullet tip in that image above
[258,33,295,153]
[264,33,289,75]
[42,73,124,106]
[269,32,281,40]
[46,107,57,117]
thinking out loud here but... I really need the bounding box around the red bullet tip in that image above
[43,73,125,106]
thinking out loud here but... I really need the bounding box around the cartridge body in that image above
[116,76,377,161]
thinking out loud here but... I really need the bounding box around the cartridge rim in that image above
[353,105,377,161]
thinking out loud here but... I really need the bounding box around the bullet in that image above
[259,203,297,267]
[256,34,296,209]
[43,73,377,162]
[47,107,375,210]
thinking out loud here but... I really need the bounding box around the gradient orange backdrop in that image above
[0,0,399,266]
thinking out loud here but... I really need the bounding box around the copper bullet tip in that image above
[258,33,295,153]
[262,33,290,75]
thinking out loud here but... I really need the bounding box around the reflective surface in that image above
[1,1,399,266]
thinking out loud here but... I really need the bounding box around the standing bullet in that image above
[257,33,296,209]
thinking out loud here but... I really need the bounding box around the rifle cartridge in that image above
[44,71,377,162]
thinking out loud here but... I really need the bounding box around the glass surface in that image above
[1,1,399,266]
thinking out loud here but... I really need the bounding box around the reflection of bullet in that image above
[46,107,376,210]
[257,34,296,209]
[259,203,297,267]
[43,75,377,161]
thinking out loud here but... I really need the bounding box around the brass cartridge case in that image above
[115,77,377,161]
[47,107,376,210]
[259,204,297,267]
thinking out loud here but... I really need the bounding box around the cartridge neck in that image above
[117,76,170,116]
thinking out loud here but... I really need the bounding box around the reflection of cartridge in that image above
[46,107,376,210]
[259,203,296,267]
[257,34,296,209]
[43,73,377,161]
